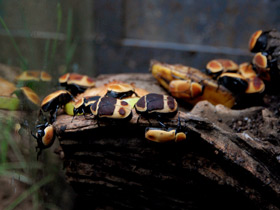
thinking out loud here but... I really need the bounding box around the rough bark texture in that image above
[53,73,280,210]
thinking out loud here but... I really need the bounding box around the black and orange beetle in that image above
[135,93,178,118]
[59,73,95,95]
[145,127,187,143]
[13,87,40,110]
[41,90,74,122]
[31,121,55,159]
[144,115,188,142]
[239,63,265,94]
[217,73,248,94]
[249,30,269,53]
[168,80,204,100]
[90,96,133,120]
[249,29,280,53]
[72,96,101,121]
[105,83,138,99]
[204,59,239,78]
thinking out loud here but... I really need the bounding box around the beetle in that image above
[31,121,55,159]
[145,127,187,143]
[72,96,101,120]
[59,73,95,95]
[16,70,52,82]
[135,93,178,118]
[204,59,239,78]
[105,83,138,99]
[90,96,133,120]
[168,80,204,100]
[217,72,248,94]
[249,30,269,53]
[239,63,265,94]
[13,87,40,110]
[41,90,74,122]
[252,52,270,72]
[144,115,187,142]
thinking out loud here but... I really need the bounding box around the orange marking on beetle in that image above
[69,73,84,81]
[21,87,40,105]
[253,53,267,69]
[86,77,95,83]
[249,30,262,51]
[40,72,52,81]
[59,73,70,83]
[253,77,263,90]
[42,125,54,146]
[217,59,238,71]
[26,71,40,78]
[207,60,223,72]
[191,83,203,98]
[41,90,71,106]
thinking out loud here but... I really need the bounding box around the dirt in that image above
[229,91,280,145]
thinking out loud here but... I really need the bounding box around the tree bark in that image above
[53,73,280,209]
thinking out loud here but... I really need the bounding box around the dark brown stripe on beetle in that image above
[146,93,164,111]
[121,101,128,106]
[167,96,175,110]
[136,96,146,108]
[98,97,117,116]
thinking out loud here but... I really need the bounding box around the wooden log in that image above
[53,73,280,209]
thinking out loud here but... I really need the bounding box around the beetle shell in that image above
[59,73,95,88]
[239,63,265,94]
[135,93,178,117]
[205,60,224,77]
[20,87,40,106]
[169,80,203,99]
[145,127,187,143]
[59,73,95,95]
[145,127,176,143]
[218,73,248,94]
[73,96,101,115]
[205,59,238,78]
[249,30,267,52]
[16,70,52,82]
[106,83,136,99]
[41,90,73,112]
[253,52,269,70]
[40,124,55,148]
[150,60,235,108]
[90,96,132,120]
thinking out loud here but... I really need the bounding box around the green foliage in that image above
[0,2,78,209]
[0,17,28,70]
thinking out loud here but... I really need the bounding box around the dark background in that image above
[0,0,280,77]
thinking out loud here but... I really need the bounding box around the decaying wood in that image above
[53,73,280,209]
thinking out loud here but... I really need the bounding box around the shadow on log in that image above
[53,74,280,210]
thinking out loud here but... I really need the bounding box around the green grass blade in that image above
[0,170,32,184]
[66,8,73,53]
[0,161,42,171]
[0,16,28,70]
[0,137,8,163]
[49,3,62,70]
[5,175,54,210]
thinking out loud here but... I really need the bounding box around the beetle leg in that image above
[50,104,60,123]
[31,131,38,140]
[136,114,141,124]
[71,115,75,123]
[36,148,42,160]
